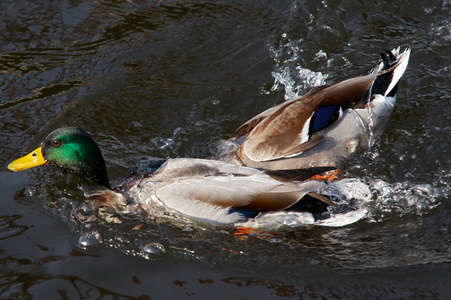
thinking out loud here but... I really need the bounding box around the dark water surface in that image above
[1,0,450,298]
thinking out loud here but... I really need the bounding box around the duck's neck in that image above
[81,159,111,189]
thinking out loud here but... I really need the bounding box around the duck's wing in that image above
[232,73,380,163]
[228,78,368,142]
[235,94,320,162]
[151,163,336,223]
[230,100,294,140]
[154,176,324,224]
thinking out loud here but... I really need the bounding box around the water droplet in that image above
[78,231,102,248]
[142,242,166,257]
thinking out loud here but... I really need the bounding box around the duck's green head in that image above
[8,127,110,189]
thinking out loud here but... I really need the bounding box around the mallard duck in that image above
[220,47,411,170]
[8,127,337,224]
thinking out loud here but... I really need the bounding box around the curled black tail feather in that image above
[371,50,402,97]
[380,50,398,70]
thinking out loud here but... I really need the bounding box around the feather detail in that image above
[238,95,324,162]
[310,105,343,133]
[306,192,337,207]
[383,48,410,97]
[264,166,336,182]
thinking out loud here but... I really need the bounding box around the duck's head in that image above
[8,127,110,189]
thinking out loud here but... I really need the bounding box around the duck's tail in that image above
[369,47,411,100]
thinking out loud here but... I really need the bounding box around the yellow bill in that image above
[8,147,48,171]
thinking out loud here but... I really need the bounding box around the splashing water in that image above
[151,127,188,156]
[234,177,448,230]
[365,103,375,149]
[269,35,328,100]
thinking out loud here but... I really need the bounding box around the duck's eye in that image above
[52,140,62,147]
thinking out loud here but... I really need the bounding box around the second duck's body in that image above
[220,47,411,170]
